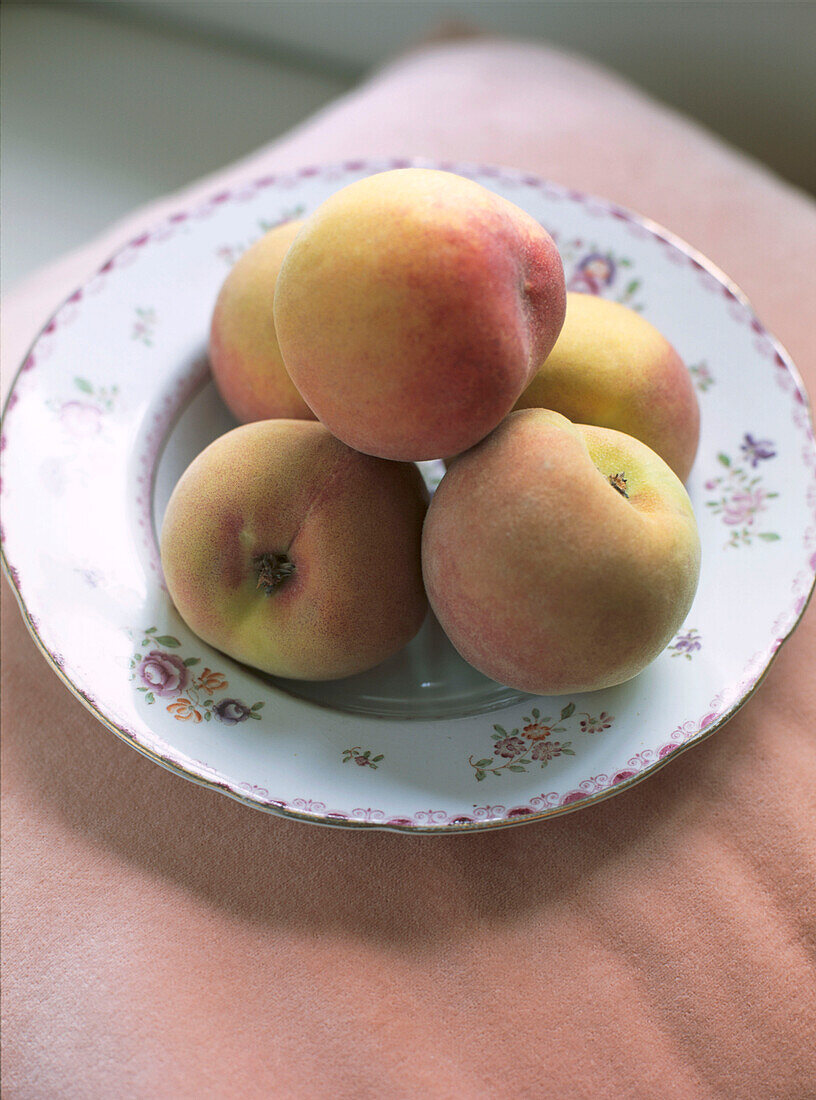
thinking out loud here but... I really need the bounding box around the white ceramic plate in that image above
[2,158,815,832]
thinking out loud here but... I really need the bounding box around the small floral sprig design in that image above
[129,627,264,724]
[669,628,702,659]
[73,376,119,410]
[216,207,306,265]
[557,238,644,310]
[705,434,780,547]
[48,376,120,438]
[342,747,384,769]
[469,703,613,781]
[689,361,715,392]
[132,307,157,346]
[579,711,614,733]
[741,433,776,467]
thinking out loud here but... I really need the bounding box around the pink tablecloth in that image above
[3,38,815,1099]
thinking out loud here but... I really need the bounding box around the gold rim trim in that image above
[1,157,815,834]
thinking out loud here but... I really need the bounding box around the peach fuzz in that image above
[160,420,428,680]
[209,219,315,423]
[273,168,566,461]
[514,293,700,482]
[422,409,701,695]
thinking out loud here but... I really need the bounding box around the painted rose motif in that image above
[706,439,780,547]
[130,627,264,722]
[138,649,189,697]
[213,699,253,725]
[59,401,103,437]
[569,252,615,294]
[50,377,119,438]
[722,486,770,527]
[559,239,643,308]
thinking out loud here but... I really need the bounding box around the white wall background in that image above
[2,1,814,292]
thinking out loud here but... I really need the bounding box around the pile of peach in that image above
[161,169,701,695]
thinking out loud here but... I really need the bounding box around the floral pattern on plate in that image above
[557,237,645,309]
[2,158,813,832]
[130,627,264,724]
[132,307,157,346]
[690,360,715,392]
[48,376,120,438]
[705,434,780,547]
[469,704,617,781]
[342,747,385,770]
[669,628,702,660]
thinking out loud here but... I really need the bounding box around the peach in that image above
[209,220,315,423]
[160,420,428,680]
[423,409,701,695]
[273,168,566,461]
[514,293,700,482]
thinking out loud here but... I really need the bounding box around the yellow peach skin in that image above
[209,220,315,423]
[161,421,428,680]
[422,409,701,695]
[274,169,566,461]
[514,293,700,482]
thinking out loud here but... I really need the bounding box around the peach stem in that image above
[608,472,629,498]
[255,552,295,594]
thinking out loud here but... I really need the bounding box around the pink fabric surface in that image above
[3,38,815,1099]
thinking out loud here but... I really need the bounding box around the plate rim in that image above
[2,155,815,834]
